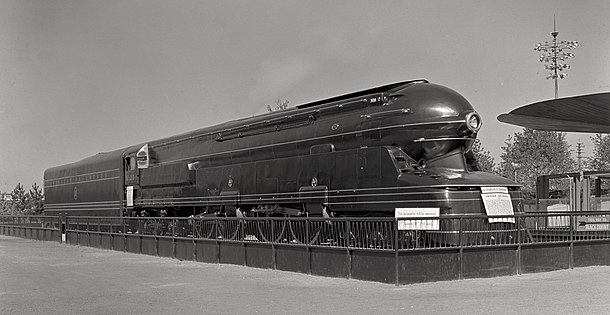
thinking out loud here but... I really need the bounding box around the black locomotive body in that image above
[44,80,521,219]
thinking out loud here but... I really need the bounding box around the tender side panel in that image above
[44,150,124,216]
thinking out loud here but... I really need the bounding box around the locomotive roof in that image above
[44,148,126,179]
[295,79,428,109]
[47,79,431,169]
[144,79,429,151]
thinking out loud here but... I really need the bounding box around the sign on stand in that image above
[481,187,515,223]
[395,208,440,230]
[576,215,610,231]
[126,186,134,207]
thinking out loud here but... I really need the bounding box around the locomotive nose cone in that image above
[392,83,481,162]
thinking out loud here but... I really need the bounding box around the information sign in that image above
[395,208,440,230]
[481,187,514,223]
[576,215,610,231]
[126,186,134,207]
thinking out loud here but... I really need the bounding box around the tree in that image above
[266,99,289,112]
[0,190,10,214]
[0,183,44,215]
[587,133,610,170]
[470,139,497,173]
[26,183,44,215]
[499,129,576,198]
[10,183,27,214]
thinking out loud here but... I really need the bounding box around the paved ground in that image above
[1,235,609,314]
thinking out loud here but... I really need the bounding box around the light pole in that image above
[533,17,578,99]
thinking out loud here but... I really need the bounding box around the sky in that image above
[1,0,609,192]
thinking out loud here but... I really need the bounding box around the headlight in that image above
[465,112,482,132]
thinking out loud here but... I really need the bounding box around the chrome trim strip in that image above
[44,169,120,181]
[44,208,121,212]
[44,176,121,188]
[44,201,122,213]
[156,120,465,166]
[414,137,471,143]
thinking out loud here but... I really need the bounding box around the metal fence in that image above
[0,215,62,241]
[60,211,610,249]
[3,212,610,285]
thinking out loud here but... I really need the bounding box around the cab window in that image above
[386,146,416,172]
[125,156,136,171]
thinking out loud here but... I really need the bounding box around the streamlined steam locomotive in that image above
[44,79,522,219]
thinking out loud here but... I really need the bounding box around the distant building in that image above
[0,193,12,201]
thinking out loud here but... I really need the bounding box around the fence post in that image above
[306,217,311,275]
[171,219,176,258]
[192,218,196,261]
[65,215,69,244]
[138,218,143,254]
[569,213,574,269]
[97,217,101,247]
[394,218,399,286]
[215,218,220,264]
[76,217,79,245]
[87,217,91,247]
[305,217,310,244]
[58,215,63,243]
[239,218,245,266]
[271,218,277,270]
[123,217,127,252]
[459,216,464,280]
[516,213,522,275]
[346,220,352,280]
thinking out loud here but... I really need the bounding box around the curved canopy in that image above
[497,92,610,133]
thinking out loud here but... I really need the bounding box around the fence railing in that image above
[55,211,610,250]
[0,215,61,229]
[4,212,610,285]
[0,215,62,242]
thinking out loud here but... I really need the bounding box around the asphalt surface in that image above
[1,235,610,314]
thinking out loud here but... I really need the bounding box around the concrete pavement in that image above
[1,235,609,314]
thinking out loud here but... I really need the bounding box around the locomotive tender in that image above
[44,79,521,219]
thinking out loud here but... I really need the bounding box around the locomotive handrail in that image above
[360,108,411,119]
[413,136,472,142]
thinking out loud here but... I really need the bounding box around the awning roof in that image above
[497,92,610,133]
